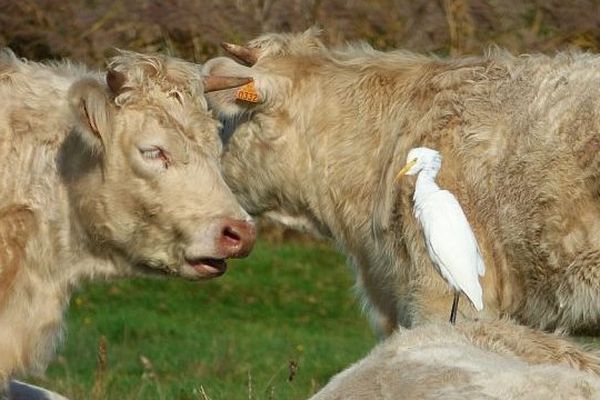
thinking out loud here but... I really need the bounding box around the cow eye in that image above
[140,146,171,169]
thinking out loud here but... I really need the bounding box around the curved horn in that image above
[203,76,253,93]
[106,69,126,95]
[221,42,259,66]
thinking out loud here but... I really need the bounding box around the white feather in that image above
[415,191,484,310]
[400,147,485,311]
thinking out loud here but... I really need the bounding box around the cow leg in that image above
[360,293,399,339]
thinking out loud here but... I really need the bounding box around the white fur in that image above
[311,321,600,400]
[205,29,600,336]
[0,49,250,390]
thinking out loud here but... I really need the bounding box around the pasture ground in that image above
[28,239,375,400]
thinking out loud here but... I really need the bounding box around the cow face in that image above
[62,51,255,280]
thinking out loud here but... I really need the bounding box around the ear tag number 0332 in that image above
[236,81,261,103]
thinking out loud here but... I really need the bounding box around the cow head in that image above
[202,29,330,223]
[203,27,324,118]
[61,51,255,280]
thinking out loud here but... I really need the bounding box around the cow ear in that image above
[68,78,112,154]
[201,57,269,117]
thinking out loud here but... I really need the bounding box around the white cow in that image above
[311,321,600,400]
[204,29,600,336]
[0,49,254,391]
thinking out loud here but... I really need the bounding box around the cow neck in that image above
[309,145,377,245]
[66,219,122,284]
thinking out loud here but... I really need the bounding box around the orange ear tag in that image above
[235,81,261,103]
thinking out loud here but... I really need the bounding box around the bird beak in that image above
[395,159,417,180]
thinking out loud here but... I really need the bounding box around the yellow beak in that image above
[395,159,417,181]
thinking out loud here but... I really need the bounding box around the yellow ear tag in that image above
[235,81,261,103]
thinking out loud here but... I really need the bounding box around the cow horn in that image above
[106,69,126,95]
[202,76,253,93]
[221,42,259,66]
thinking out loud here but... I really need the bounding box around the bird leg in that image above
[450,291,460,324]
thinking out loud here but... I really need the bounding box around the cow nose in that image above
[218,218,256,258]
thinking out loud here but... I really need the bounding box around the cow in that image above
[310,320,600,400]
[0,49,255,391]
[202,28,600,337]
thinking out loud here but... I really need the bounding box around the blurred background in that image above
[3,0,600,66]
[2,0,600,399]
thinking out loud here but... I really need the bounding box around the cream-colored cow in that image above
[0,49,254,390]
[204,29,600,336]
[311,321,600,400]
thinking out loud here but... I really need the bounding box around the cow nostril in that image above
[217,219,256,258]
[223,226,242,244]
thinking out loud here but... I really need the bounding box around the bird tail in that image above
[470,296,484,311]
[463,284,484,311]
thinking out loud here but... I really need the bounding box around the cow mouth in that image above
[184,257,228,277]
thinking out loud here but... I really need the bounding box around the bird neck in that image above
[413,169,441,206]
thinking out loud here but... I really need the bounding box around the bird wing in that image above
[416,190,485,310]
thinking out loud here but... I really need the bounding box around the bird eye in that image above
[140,146,171,169]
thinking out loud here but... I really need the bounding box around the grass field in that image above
[27,239,375,400]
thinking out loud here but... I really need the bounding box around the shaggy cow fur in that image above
[310,321,600,400]
[0,49,253,391]
[204,28,600,336]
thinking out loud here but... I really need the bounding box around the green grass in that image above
[28,240,375,399]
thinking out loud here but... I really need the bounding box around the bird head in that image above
[396,147,442,179]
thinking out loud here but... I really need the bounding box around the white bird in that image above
[396,147,485,324]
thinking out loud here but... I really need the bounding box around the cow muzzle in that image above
[180,217,256,280]
[216,218,256,259]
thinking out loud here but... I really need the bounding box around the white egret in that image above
[396,147,485,324]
